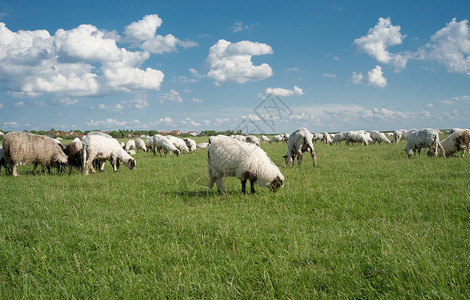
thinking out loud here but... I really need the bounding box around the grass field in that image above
[1,137,469,298]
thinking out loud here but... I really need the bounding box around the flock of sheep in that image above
[1,127,469,193]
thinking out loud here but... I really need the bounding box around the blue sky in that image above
[0,0,469,133]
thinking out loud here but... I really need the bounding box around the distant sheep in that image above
[135,138,147,152]
[82,134,136,175]
[246,135,260,146]
[145,139,154,152]
[152,135,180,156]
[345,131,373,146]
[370,130,391,144]
[65,140,83,172]
[392,129,406,144]
[196,142,209,149]
[322,132,332,144]
[269,134,284,143]
[439,129,470,157]
[330,131,346,145]
[260,135,269,142]
[231,135,246,142]
[312,133,324,143]
[404,128,444,158]
[166,136,189,153]
[125,140,136,152]
[2,131,68,177]
[284,127,317,167]
[183,138,197,153]
[208,135,285,194]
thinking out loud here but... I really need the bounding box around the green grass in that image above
[1,139,469,298]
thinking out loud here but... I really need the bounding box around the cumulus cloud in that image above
[422,18,470,75]
[123,14,197,54]
[265,86,304,97]
[367,66,387,88]
[354,17,408,69]
[352,72,364,84]
[0,15,192,98]
[207,39,273,85]
[232,22,255,33]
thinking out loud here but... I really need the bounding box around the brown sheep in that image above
[439,129,470,157]
[2,132,68,177]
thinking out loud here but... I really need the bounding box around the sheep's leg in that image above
[297,153,303,167]
[11,161,18,177]
[311,151,317,167]
[250,180,256,194]
[215,178,225,194]
[241,179,247,194]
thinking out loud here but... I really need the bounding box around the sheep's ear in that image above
[282,155,287,159]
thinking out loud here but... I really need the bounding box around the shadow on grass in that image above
[168,189,245,198]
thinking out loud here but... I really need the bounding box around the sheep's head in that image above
[127,158,136,170]
[268,175,285,192]
[283,154,294,166]
[174,149,181,157]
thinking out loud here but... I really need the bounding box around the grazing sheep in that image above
[392,129,406,144]
[208,135,285,194]
[404,128,444,158]
[330,132,346,145]
[345,131,373,146]
[438,129,470,157]
[284,127,317,167]
[312,133,324,143]
[231,135,247,142]
[3,131,68,177]
[370,130,391,144]
[183,138,197,153]
[269,134,284,143]
[322,132,332,144]
[166,136,189,153]
[196,142,209,149]
[260,135,269,142]
[125,139,136,152]
[246,135,261,146]
[145,138,154,152]
[65,140,83,172]
[152,135,181,156]
[135,138,147,152]
[82,134,136,175]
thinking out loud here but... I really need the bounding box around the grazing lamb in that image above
[135,138,147,152]
[65,140,83,172]
[183,138,197,153]
[2,131,68,177]
[246,135,261,146]
[330,132,346,145]
[370,130,391,144]
[196,142,209,149]
[152,135,180,156]
[392,129,406,144]
[125,140,136,152]
[82,134,136,175]
[260,135,269,142]
[404,128,444,158]
[145,139,154,152]
[345,131,373,146]
[438,129,470,157]
[322,132,332,144]
[284,127,317,167]
[208,135,285,194]
[312,133,324,143]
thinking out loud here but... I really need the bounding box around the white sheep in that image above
[125,139,136,152]
[438,129,470,157]
[260,135,269,142]
[152,135,180,156]
[322,132,332,144]
[145,138,154,152]
[196,142,209,149]
[82,134,136,175]
[345,131,372,146]
[370,130,391,144]
[135,138,147,152]
[231,135,247,142]
[312,133,324,143]
[208,135,285,194]
[269,134,284,143]
[392,129,406,144]
[246,135,261,146]
[166,136,189,153]
[404,128,444,158]
[284,127,317,167]
[183,138,197,153]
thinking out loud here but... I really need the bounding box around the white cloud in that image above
[352,72,364,84]
[354,17,408,69]
[322,73,336,78]
[422,18,470,75]
[14,101,25,107]
[86,118,128,128]
[3,121,19,128]
[124,14,197,54]
[232,22,255,33]
[160,89,183,103]
[367,66,387,88]
[265,86,304,97]
[439,95,470,105]
[50,97,78,106]
[192,98,203,103]
[207,39,273,85]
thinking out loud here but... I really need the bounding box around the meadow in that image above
[0,137,469,298]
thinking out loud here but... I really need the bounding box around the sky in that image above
[0,0,469,134]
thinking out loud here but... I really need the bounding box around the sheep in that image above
[322,132,332,144]
[260,135,269,142]
[330,131,346,145]
[312,133,324,143]
[344,131,369,146]
[2,131,68,177]
[284,127,317,167]
[145,138,154,152]
[404,128,444,158]
[269,134,284,143]
[65,140,83,172]
[438,129,470,157]
[135,138,147,152]
[183,138,197,153]
[208,135,285,194]
[166,136,189,153]
[196,142,209,149]
[231,135,246,142]
[152,135,180,156]
[370,130,391,144]
[82,134,136,175]
[246,135,261,146]
[125,139,136,152]
[392,129,406,144]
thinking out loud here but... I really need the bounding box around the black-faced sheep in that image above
[208,135,284,194]
[2,131,68,177]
